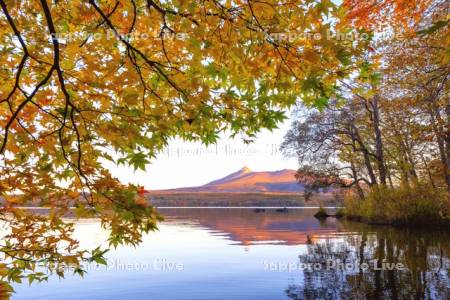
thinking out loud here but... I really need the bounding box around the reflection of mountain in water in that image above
[158,208,338,245]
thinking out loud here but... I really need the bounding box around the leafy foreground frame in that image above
[0,0,434,297]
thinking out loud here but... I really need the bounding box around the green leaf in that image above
[129,152,150,171]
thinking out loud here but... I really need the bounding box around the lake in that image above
[12,208,450,299]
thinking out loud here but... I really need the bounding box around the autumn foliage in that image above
[283,0,449,223]
[344,0,438,29]
[0,0,448,297]
[0,0,371,294]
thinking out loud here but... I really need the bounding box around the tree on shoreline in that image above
[282,0,449,219]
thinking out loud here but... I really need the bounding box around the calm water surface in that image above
[13,208,450,299]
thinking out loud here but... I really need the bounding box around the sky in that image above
[104,115,299,190]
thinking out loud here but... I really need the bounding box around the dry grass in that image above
[344,182,450,226]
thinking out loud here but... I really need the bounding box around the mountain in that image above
[152,167,306,194]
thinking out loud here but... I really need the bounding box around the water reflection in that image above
[288,221,450,300]
[11,208,450,300]
[159,208,337,245]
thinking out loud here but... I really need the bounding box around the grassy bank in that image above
[343,183,450,226]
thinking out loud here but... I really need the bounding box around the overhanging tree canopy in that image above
[0,0,370,294]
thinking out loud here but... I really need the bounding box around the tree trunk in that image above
[446,104,450,193]
[351,123,378,185]
[422,155,436,189]
[428,101,449,193]
[387,167,394,188]
[372,95,387,185]
[350,160,365,199]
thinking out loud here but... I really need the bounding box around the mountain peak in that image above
[155,167,304,193]
[240,166,251,173]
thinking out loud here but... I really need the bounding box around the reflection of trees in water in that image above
[286,222,450,300]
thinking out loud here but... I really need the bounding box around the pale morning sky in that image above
[103,114,299,190]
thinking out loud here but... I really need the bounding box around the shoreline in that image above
[16,206,342,210]
[12,206,449,228]
[342,214,450,228]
